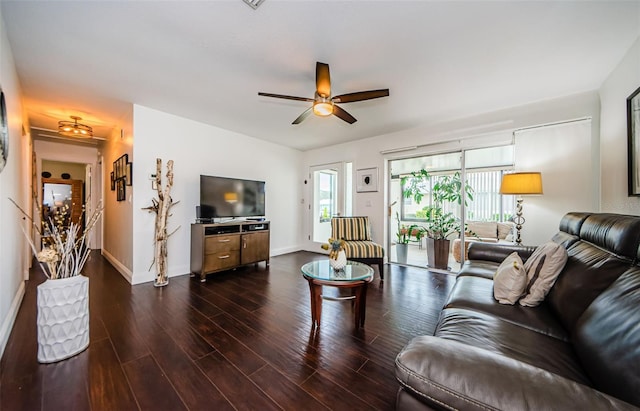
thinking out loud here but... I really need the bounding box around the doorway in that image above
[309,162,352,250]
[39,159,99,249]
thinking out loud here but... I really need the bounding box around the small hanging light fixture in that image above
[242,0,265,10]
[58,116,93,138]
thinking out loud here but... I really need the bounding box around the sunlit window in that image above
[317,171,335,223]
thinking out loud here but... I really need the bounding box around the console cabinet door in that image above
[241,231,269,265]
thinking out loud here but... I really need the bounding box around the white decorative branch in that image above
[142,158,179,286]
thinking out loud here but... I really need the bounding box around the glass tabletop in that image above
[301,260,373,281]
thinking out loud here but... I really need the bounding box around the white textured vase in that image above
[329,250,347,270]
[37,275,90,363]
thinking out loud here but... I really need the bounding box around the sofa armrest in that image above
[395,336,637,411]
[467,241,536,263]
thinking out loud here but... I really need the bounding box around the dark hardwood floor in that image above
[0,251,455,410]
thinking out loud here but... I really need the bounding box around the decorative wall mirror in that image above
[42,178,84,237]
[628,86,640,196]
[0,90,8,174]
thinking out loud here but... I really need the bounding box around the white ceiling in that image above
[1,1,639,151]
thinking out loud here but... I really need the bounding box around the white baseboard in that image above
[130,264,190,285]
[271,245,302,256]
[0,280,25,359]
[101,249,133,284]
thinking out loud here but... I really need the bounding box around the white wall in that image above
[101,109,134,281]
[0,9,30,357]
[131,105,302,284]
[600,36,640,215]
[302,91,601,254]
[514,119,596,245]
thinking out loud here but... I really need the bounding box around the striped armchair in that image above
[331,216,385,279]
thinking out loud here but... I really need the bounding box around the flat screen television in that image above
[199,175,265,219]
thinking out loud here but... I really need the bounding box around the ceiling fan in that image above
[258,62,389,125]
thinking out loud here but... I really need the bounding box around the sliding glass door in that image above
[389,152,463,268]
[388,145,514,271]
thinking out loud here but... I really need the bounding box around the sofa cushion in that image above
[341,240,384,259]
[493,252,527,304]
[558,212,591,236]
[445,275,569,341]
[573,266,640,408]
[578,214,640,261]
[457,259,499,280]
[468,221,497,239]
[395,336,637,411]
[520,242,568,307]
[434,308,590,385]
[551,231,581,249]
[466,242,537,265]
[547,240,632,332]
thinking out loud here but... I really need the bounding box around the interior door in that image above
[310,163,345,250]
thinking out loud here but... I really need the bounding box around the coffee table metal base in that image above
[304,276,372,329]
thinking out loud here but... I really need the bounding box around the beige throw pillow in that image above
[519,242,568,307]
[497,222,514,240]
[493,252,527,305]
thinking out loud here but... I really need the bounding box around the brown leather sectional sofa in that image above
[395,212,640,410]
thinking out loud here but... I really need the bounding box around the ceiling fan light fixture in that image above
[313,101,333,117]
[58,115,93,138]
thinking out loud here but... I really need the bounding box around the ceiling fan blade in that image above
[292,107,313,125]
[258,92,313,102]
[332,105,357,124]
[316,62,331,98]
[332,89,390,103]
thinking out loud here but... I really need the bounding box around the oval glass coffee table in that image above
[301,260,374,329]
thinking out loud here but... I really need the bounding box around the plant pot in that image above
[329,250,347,270]
[396,243,408,264]
[36,275,90,363]
[426,238,450,270]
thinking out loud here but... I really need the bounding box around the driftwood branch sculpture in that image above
[142,158,180,286]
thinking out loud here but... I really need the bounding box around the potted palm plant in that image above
[402,170,473,269]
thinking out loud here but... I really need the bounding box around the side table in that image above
[301,260,374,329]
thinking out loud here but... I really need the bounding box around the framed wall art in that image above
[125,162,133,186]
[0,90,8,174]
[116,178,126,201]
[113,153,128,180]
[356,167,379,192]
[628,86,640,196]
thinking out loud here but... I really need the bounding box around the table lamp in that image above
[499,172,543,245]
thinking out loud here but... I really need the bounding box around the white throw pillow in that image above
[493,252,527,305]
[519,242,568,307]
